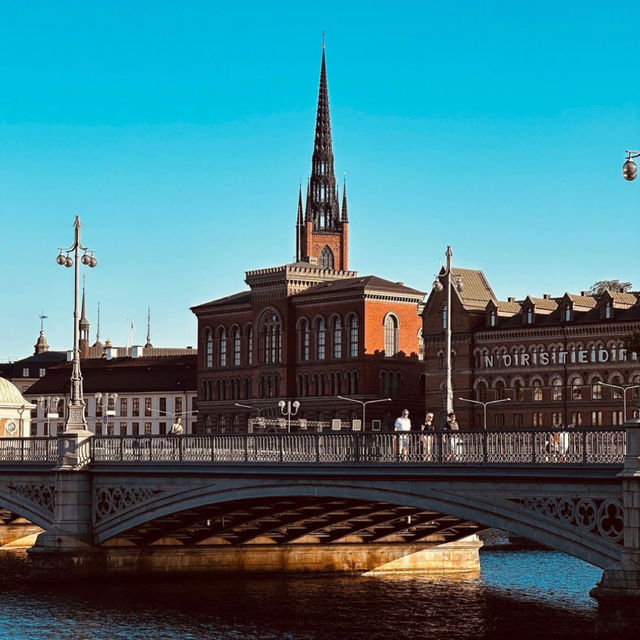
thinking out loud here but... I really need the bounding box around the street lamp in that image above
[458,397,511,430]
[278,400,300,433]
[433,245,464,426]
[37,396,60,437]
[599,382,640,423]
[337,396,391,430]
[57,216,97,434]
[622,151,640,181]
[234,402,268,416]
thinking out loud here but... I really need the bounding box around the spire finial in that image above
[145,306,152,348]
[96,302,101,344]
[322,31,325,50]
[39,310,48,332]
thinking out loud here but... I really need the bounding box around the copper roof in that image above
[449,268,495,310]
[292,275,424,299]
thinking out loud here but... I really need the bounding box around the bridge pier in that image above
[592,419,640,639]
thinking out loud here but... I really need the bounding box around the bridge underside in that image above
[105,497,486,547]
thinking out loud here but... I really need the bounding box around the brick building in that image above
[422,268,640,429]
[191,49,425,433]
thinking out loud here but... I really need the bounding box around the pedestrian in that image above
[394,409,411,461]
[170,417,184,435]
[420,412,435,461]
[446,412,459,460]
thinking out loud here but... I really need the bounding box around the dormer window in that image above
[489,310,496,327]
[564,306,571,322]
[604,302,612,319]
[526,308,534,325]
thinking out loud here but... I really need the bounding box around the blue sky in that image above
[1,1,639,360]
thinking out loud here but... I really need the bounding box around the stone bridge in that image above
[1,426,640,633]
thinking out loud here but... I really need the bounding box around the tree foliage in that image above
[588,280,632,295]
[623,330,640,356]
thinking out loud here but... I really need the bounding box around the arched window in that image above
[564,306,571,322]
[316,318,326,360]
[476,381,488,402]
[571,377,583,400]
[205,329,213,369]
[442,305,448,330]
[610,374,624,399]
[232,327,241,366]
[489,310,496,327]
[533,379,543,402]
[218,328,227,367]
[348,315,359,358]
[246,325,253,365]
[319,246,334,270]
[495,380,506,400]
[259,311,282,364]
[299,319,310,361]
[333,317,342,359]
[384,314,399,357]
[514,379,524,401]
[592,376,602,400]
[379,371,388,396]
[418,329,424,361]
[552,377,563,401]
[527,308,534,325]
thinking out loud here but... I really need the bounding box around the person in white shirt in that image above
[394,409,411,460]
[170,417,184,435]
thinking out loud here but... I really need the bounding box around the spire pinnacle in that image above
[80,278,89,328]
[341,176,349,222]
[145,306,152,348]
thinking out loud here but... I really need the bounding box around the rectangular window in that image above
[95,400,103,417]
[144,397,152,417]
[57,422,64,434]
[612,410,623,426]
[119,422,127,435]
[551,411,562,426]
[513,413,524,428]
[94,421,101,436]
[572,384,582,400]
[159,422,167,435]
[30,422,37,437]
[494,413,505,428]
[144,422,152,435]
[175,397,183,414]
[39,368,46,377]
[532,412,543,427]
[132,422,140,435]
[23,368,29,377]
[592,383,602,400]
[570,411,582,426]
[132,398,140,417]
[107,421,114,435]
[120,397,128,416]
[159,397,167,416]
[591,411,603,426]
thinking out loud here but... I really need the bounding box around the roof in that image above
[565,294,597,308]
[494,300,521,314]
[608,291,638,306]
[527,296,558,311]
[292,275,424,299]
[26,355,197,396]
[0,377,31,406]
[450,268,495,310]
[191,290,252,312]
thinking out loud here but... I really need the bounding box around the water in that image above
[0,548,602,640]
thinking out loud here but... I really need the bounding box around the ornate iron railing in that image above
[89,428,627,465]
[0,429,627,466]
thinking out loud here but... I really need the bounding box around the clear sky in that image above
[1,1,639,360]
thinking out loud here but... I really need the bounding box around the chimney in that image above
[581,291,588,296]
[543,294,551,300]
[106,347,118,360]
[508,297,515,303]
[131,345,144,359]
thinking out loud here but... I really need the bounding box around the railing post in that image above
[279,434,283,463]
[436,430,443,463]
[315,433,320,463]
[354,433,360,463]
[119,435,124,462]
[582,428,588,465]
[179,435,183,462]
[531,431,536,464]
[482,430,488,464]
[244,434,249,462]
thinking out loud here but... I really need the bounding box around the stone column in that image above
[591,416,640,637]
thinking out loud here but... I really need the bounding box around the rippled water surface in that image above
[0,548,602,640]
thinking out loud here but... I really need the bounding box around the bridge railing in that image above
[0,437,58,463]
[89,428,626,465]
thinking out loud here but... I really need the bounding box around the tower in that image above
[34,311,49,355]
[79,283,90,359]
[298,45,349,270]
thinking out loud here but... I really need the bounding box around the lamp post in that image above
[37,396,60,437]
[458,397,511,430]
[432,245,464,426]
[56,216,97,434]
[337,396,391,430]
[599,382,640,423]
[278,400,300,433]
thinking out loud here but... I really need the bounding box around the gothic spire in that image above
[341,178,349,222]
[80,280,89,330]
[145,306,153,348]
[93,301,102,347]
[305,47,340,231]
[295,185,303,262]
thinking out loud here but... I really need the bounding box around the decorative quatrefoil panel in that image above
[94,486,163,524]
[7,483,55,515]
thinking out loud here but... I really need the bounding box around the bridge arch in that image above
[94,479,620,568]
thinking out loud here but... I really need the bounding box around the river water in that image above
[0,546,602,640]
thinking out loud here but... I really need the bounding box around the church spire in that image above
[341,178,349,222]
[34,310,49,355]
[145,306,153,348]
[295,185,303,262]
[305,46,340,231]
[79,279,90,358]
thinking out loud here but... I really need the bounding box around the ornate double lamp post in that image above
[278,400,300,433]
[57,216,97,434]
[432,245,464,426]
